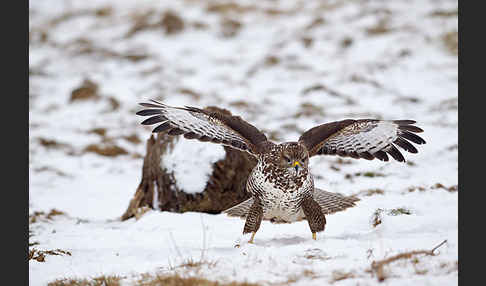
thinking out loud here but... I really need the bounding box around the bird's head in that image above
[274,142,309,176]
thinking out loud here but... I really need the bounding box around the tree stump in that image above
[121,107,257,221]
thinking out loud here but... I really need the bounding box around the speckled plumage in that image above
[136,100,426,242]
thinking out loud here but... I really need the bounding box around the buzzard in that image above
[136,100,426,244]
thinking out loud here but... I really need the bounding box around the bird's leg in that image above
[248,232,256,244]
[301,196,326,240]
[242,197,263,243]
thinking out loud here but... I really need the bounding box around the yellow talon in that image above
[312,233,316,240]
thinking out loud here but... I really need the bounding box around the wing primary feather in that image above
[136,109,162,116]
[373,150,389,161]
[199,135,212,142]
[398,124,423,133]
[167,128,185,135]
[359,151,374,160]
[184,132,200,139]
[139,102,163,108]
[152,121,171,133]
[394,137,418,153]
[400,130,426,144]
[348,151,360,159]
[149,99,165,105]
[393,120,416,125]
[141,115,167,125]
[386,144,405,162]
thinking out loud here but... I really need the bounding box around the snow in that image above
[29,0,457,285]
[162,137,226,194]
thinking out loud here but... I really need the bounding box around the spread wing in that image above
[136,100,268,156]
[298,119,426,162]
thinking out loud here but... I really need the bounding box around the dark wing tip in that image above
[386,144,406,162]
[141,115,168,125]
[400,130,426,145]
[136,109,162,116]
[394,137,418,153]
[373,150,389,161]
[139,102,162,108]
[395,120,424,133]
[393,120,416,125]
[152,121,172,133]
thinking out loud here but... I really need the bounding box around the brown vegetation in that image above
[442,30,458,55]
[70,79,100,102]
[136,274,260,286]
[370,240,447,282]
[330,270,356,283]
[30,209,66,224]
[29,248,72,262]
[83,144,129,157]
[351,188,385,198]
[407,183,457,193]
[48,275,122,286]
[125,10,185,38]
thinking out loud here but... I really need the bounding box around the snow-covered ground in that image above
[29,0,458,285]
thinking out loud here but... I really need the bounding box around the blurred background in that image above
[29,0,457,217]
[29,0,457,284]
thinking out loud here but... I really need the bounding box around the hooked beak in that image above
[292,161,301,173]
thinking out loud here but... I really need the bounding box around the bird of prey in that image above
[136,99,426,244]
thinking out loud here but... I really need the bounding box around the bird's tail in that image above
[313,188,359,215]
[223,197,254,218]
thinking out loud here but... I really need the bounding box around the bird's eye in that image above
[284,156,291,163]
[302,157,307,162]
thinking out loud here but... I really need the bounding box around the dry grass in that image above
[345,171,386,180]
[387,207,412,216]
[136,273,260,286]
[37,137,71,150]
[370,240,447,282]
[125,10,185,38]
[431,183,458,192]
[34,166,70,177]
[371,208,384,228]
[366,18,392,36]
[87,128,107,137]
[351,188,385,198]
[83,144,129,157]
[407,183,457,193]
[29,248,72,262]
[370,207,412,228]
[123,133,142,145]
[282,269,319,285]
[330,270,356,283]
[429,9,458,18]
[294,102,325,118]
[107,96,121,111]
[70,79,100,102]
[30,209,66,224]
[48,275,122,286]
[177,88,202,100]
[64,37,149,62]
[220,18,242,38]
[206,3,256,14]
[442,30,458,55]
